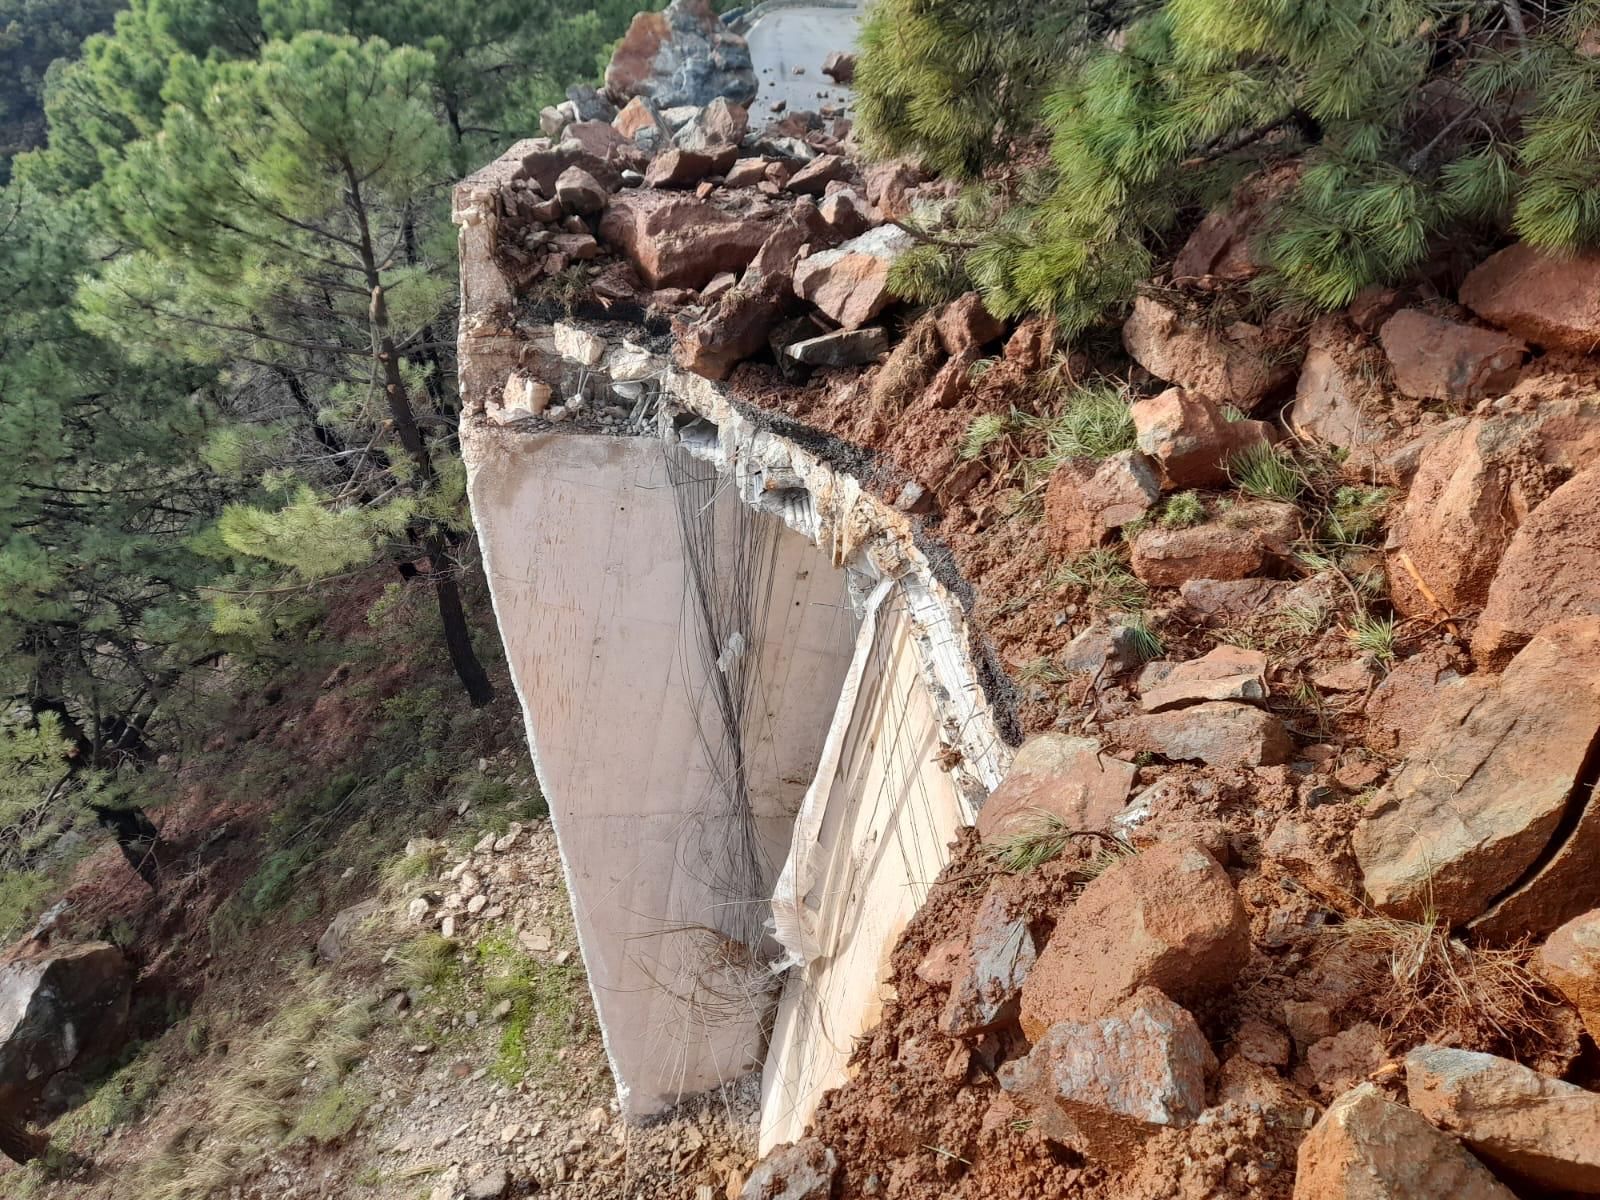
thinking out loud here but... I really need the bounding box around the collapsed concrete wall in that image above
[456,149,1009,1134]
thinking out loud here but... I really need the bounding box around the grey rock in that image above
[740,1137,837,1200]
[784,327,887,367]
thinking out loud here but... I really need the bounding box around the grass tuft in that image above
[1050,548,1148,612]
[1159,491,1206,528]
[1228,441,1306,502]
[1347,609,1399,664]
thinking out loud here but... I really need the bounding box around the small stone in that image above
[739,1138,836,1200]
[1139,645,1268,712]
[520,927,553,954]
[553,166,607,216]
[784,327,888,367]
[1106,702,1293,770]
[553,322,606,366]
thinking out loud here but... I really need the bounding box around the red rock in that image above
[936,292,1005,356]
[1353,620,1600,927]
[1385,415,1540,619]
[1472,463,1600,666]
[1002,988,1214,1167]
[723,157,768,188]
[1130,524,1266,585]
[862,159,923,221]
[1131,388,1274,487]
[784,153,850,195]
[701,271,736,303]
[1406,1044,1600,1194]
[1537,909,1600,1043]
[674,97,748,152]
[923,350,975,408]
[1171,165,1296,283]
[1378,309,1526,402]
[1043,451,1160,555]
[562,120,630,162]
[1362,647,1467,754]
[1294,1083,1518,1200]
[1289,317,1392,448]
[645,147,733,187]
[1232,1018,1292,1068]
[597,192,775,288]
[1139,645,1267,712]
[915,938,967,987]
[1107,702,1293,770]
[1283,1001,1337,1053]
[739,1137,836,1200]
[613,95,663,140]
[552,166,607,216]
[519,141,621,194]
[673,270,793,379]
[1179,577,1290,623]
[1300,1024,1384,1101]
[941,891,1037,1037]
[749,201,826,278]
[974,733,1137,846]
[817,189,871,239]
[1460,241,1600,353]
[604,0,757,109]
[791,225,913,329]
[1122,296,1293,411]
[548,232,599,261]
[1019,841,1249,1038]
[821,50,856,83]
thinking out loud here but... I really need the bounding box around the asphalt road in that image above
[744,5,863,118]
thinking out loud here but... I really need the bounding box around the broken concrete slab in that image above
[1294,1083,1518,1200]
[1001,987,1214,1167]
[1406,1044,1600,1194]
[1352,619,1600,928]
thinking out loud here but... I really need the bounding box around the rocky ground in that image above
[452,4,1600,1195]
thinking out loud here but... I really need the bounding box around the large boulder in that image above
[1352,619,1600,928]
[792,225,913,329]
[598,192,776,288]
[1131,388,1274,488]
[0,943,131,1104]
[1293,1083,1518,1200]
[1460,241,1600,354]
[1472,464,1600,666]
[674,97,749,152]
[974,733,1137,845]
[1406,1045,1600,1194]
[1122,296,1293,411]
[1378,309,1526,403]
[1001,988,1213,1167]
[1537,909,1600,1044]
[1019,841,1249,1038]
[604,0,757,108]
[316,898,380,965]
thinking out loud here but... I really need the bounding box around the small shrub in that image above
[1348,609,1399,664]
[1325,485,1391,544]
[1027,383,1137,470]
[1228,442,1306,503]
[1051,548,1149,612]
[476,932,577,1085]
[288,1084,371,1144]
[395,933,462,994]
[1159,491,1206,528]
[1123,614,1164,664]
[960,411,1016,460]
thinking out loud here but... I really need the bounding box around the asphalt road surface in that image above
[745,5,863,118]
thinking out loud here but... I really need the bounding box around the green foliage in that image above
[857,0,1600,330]
[0,0,121,174]
[1123,613,1164,663]
[1228,441,1306,502]
[57,1044,168,1138]
[1348,608,1399,664]
[1029,382,1137,465]
[475,931,576,1084]
[1159,491,1206,528]
[396,932,462,993]
[1051,548,1148,612]
[960,411,1015,460]
[1325,484,1391,543]
[287,1083,371,1143]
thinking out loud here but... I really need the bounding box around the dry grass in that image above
[1319,915,1573,1063]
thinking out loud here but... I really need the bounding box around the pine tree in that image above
[75,32,495,705]
[859,0,1600,332]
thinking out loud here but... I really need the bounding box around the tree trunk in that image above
[425,533,494,707]
[347,163,493,707]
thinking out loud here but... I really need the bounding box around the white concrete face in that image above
[468,432,858,1114]
[758,592,966,1151]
